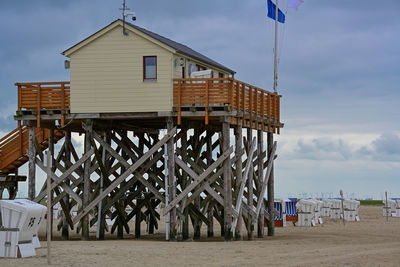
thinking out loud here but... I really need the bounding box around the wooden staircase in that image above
[0,125,64,174]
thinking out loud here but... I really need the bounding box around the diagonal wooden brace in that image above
[232,137,257,231]
[253,141,277,224]
[163,146,233,216]
[73,127,177,225]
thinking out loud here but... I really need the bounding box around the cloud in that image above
[357,133,400,161]
[372,133,400,155]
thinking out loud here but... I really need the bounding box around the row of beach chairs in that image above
[270,198,361,227]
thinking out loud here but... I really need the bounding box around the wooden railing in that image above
[17,81,70,127]
[173,78,281,133]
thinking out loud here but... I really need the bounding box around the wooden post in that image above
[28,125,36,200]
[267,132,275,236]
[222,120,232,241]
[82,120,92,240]
[167,117,176,240]
[46,150,51,265]
[247,128,254,240]
[97,132,110,240]
[257,129,265,238]
[62,131,71,240]
[48,128,55,240]
[135,132,144,239]
[385,191,389,221]
[207,202,214,238]
[206,131,214,238]
[234,125,243,240]
[118,130,127,239]
[149,132,159,235]
[181,127,190,240]
[193,127,201,240]
[135,198,142,238]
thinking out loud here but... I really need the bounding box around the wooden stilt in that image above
[267,132,275,236]
[234,125,243,240]
[207,201,214,237]
[62,131,71,240]
[97,132,109,240]
[222,120,232,241]
[181,127,190,240]
[257,129,265,238]
[193,127,201,240]
[247,128,254,240]
[118,130,127,239]
[48,128,55,240]
[220,208,225,237]
[135,198,142,238]
[206,131,214,238]
[81,120,92,240]
[167,117,176,240]
[28,125,36,200]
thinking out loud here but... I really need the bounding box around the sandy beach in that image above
[1,205,399,267]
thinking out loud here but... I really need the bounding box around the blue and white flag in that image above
[267,0,285,23]
[288,0,304,10]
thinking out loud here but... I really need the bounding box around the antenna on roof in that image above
[120,0,136,36]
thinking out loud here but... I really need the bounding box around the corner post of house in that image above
[247,128,254,240]
[167,117,176,240]
[62,130,71,240]
[222,117,232,241]
[257,129,265,238]
[82,119,93,240]
[28,121,36,200]
[267,132,275,236]
[234,124,243,240]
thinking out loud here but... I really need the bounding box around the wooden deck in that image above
[16,79,281,132]
[1,78,282,174]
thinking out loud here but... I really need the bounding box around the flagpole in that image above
[273,0,279,93]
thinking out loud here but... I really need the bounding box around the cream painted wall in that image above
[69,25,173,113]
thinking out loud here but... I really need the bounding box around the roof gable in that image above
[62,19,235,74]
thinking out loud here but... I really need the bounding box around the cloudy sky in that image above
[0,0,399,199]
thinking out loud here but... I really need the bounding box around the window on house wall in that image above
[189,63,196,77]
[196,64,206,71]
[143,56,157,81]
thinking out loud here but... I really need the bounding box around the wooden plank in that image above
[73,127,177,225]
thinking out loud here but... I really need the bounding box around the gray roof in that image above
[63,19,235,74]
